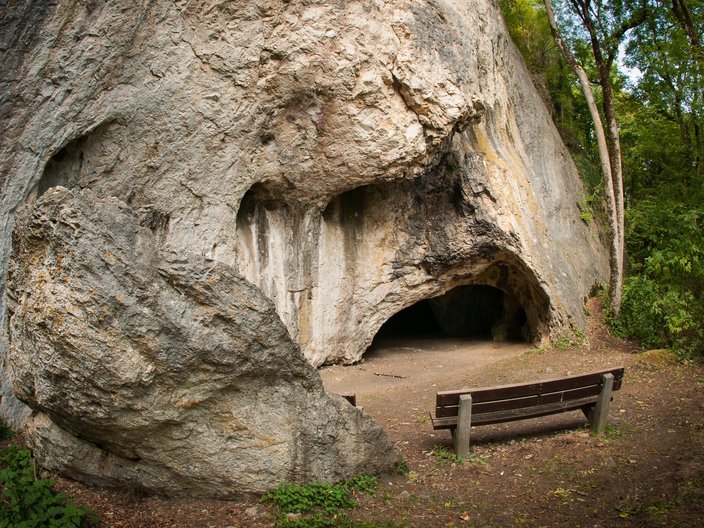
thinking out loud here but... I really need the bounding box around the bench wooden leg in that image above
[589,373,614,434]
[452,394,472,457]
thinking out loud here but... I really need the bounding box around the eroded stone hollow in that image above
[234,167,553,365]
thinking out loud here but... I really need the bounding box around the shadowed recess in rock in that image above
[374,285,529,342]
[32,121,124,200]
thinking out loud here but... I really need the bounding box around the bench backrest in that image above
[435,367,625,418]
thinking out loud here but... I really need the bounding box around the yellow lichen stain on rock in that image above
[255,436,283,447]
[178,400,201,409]
[296,293,313,350]
[104,251,121,264]
[473,124,499,165]
[47,305,67,328]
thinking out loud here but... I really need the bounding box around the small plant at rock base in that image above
[578,199,594,224]
[0,444,98,527]
[0,420,13,441]
[554,329,586,350]
[393,460,410,476]
[349,474,378,496]
[263,481,356,516]
[431,445,465,465]
[263,476,386,528]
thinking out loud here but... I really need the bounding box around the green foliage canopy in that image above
[500,0,704,357]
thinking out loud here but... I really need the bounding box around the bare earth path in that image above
[53,300,704,527]
[320,339,531,455]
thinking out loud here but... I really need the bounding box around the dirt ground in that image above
[52,299,704,527]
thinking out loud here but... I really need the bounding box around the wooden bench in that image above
[334,393,357,406]
[430,367,625,456]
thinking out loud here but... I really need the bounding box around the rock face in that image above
[6,187,400,496]
[0,0,607,495]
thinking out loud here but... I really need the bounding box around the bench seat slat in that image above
[435,367,624,408]
[431,396,600,429]
[436,385,602,417]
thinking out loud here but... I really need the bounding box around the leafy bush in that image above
[610,200,704,358]
[0,444,98,527]
[609,275,667,349]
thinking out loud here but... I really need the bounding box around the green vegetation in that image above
[0,425,98,528]
[611,202,704,358]
[263,481,356,517]
[500,0,704,359]
[392,460,410,476]
[616,470,704,521]
[592,424,624,441]
[431,445,487,465]
[0,421,13,441]
[553,329,585,350]
[263,476,402,528]
[431,444,465,465]
[348,474,378,496]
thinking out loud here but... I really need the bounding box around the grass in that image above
[530,455,578,479]
[392,460,410,476]
[614,471,704,522]
[554,329,586,350]
[615,496,676,520]
[431,445,488,465]
[595,424,624,441]
[415,414,431,425]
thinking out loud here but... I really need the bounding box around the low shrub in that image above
[0,434,97,527]
[263,476,388,528]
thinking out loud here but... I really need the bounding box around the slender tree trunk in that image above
[596,63,625,312]
[544,0,623,314]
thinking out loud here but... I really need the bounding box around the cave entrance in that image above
[373,285,528,343]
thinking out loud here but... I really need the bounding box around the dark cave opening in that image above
[374,285,529,342]
[375,299,444,338]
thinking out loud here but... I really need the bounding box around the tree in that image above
[626,0,703,188]
[669,0,702,57]
[543,0,647,315]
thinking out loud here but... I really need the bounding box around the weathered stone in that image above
[7,187,400,496]
[0,0,608,495]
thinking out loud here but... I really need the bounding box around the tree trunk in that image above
[671,0,703,57]
[596,62,624,314]
[543,0,623,314]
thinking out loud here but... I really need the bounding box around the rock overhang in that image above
[0,0,608,496]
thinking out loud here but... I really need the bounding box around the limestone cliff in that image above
[0,0,607,495]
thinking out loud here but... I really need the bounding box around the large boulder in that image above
[6,187,400,496]
[0,0,607,495]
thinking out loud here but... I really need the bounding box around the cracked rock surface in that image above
[6,187,400,496]
[1,0,606,495]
